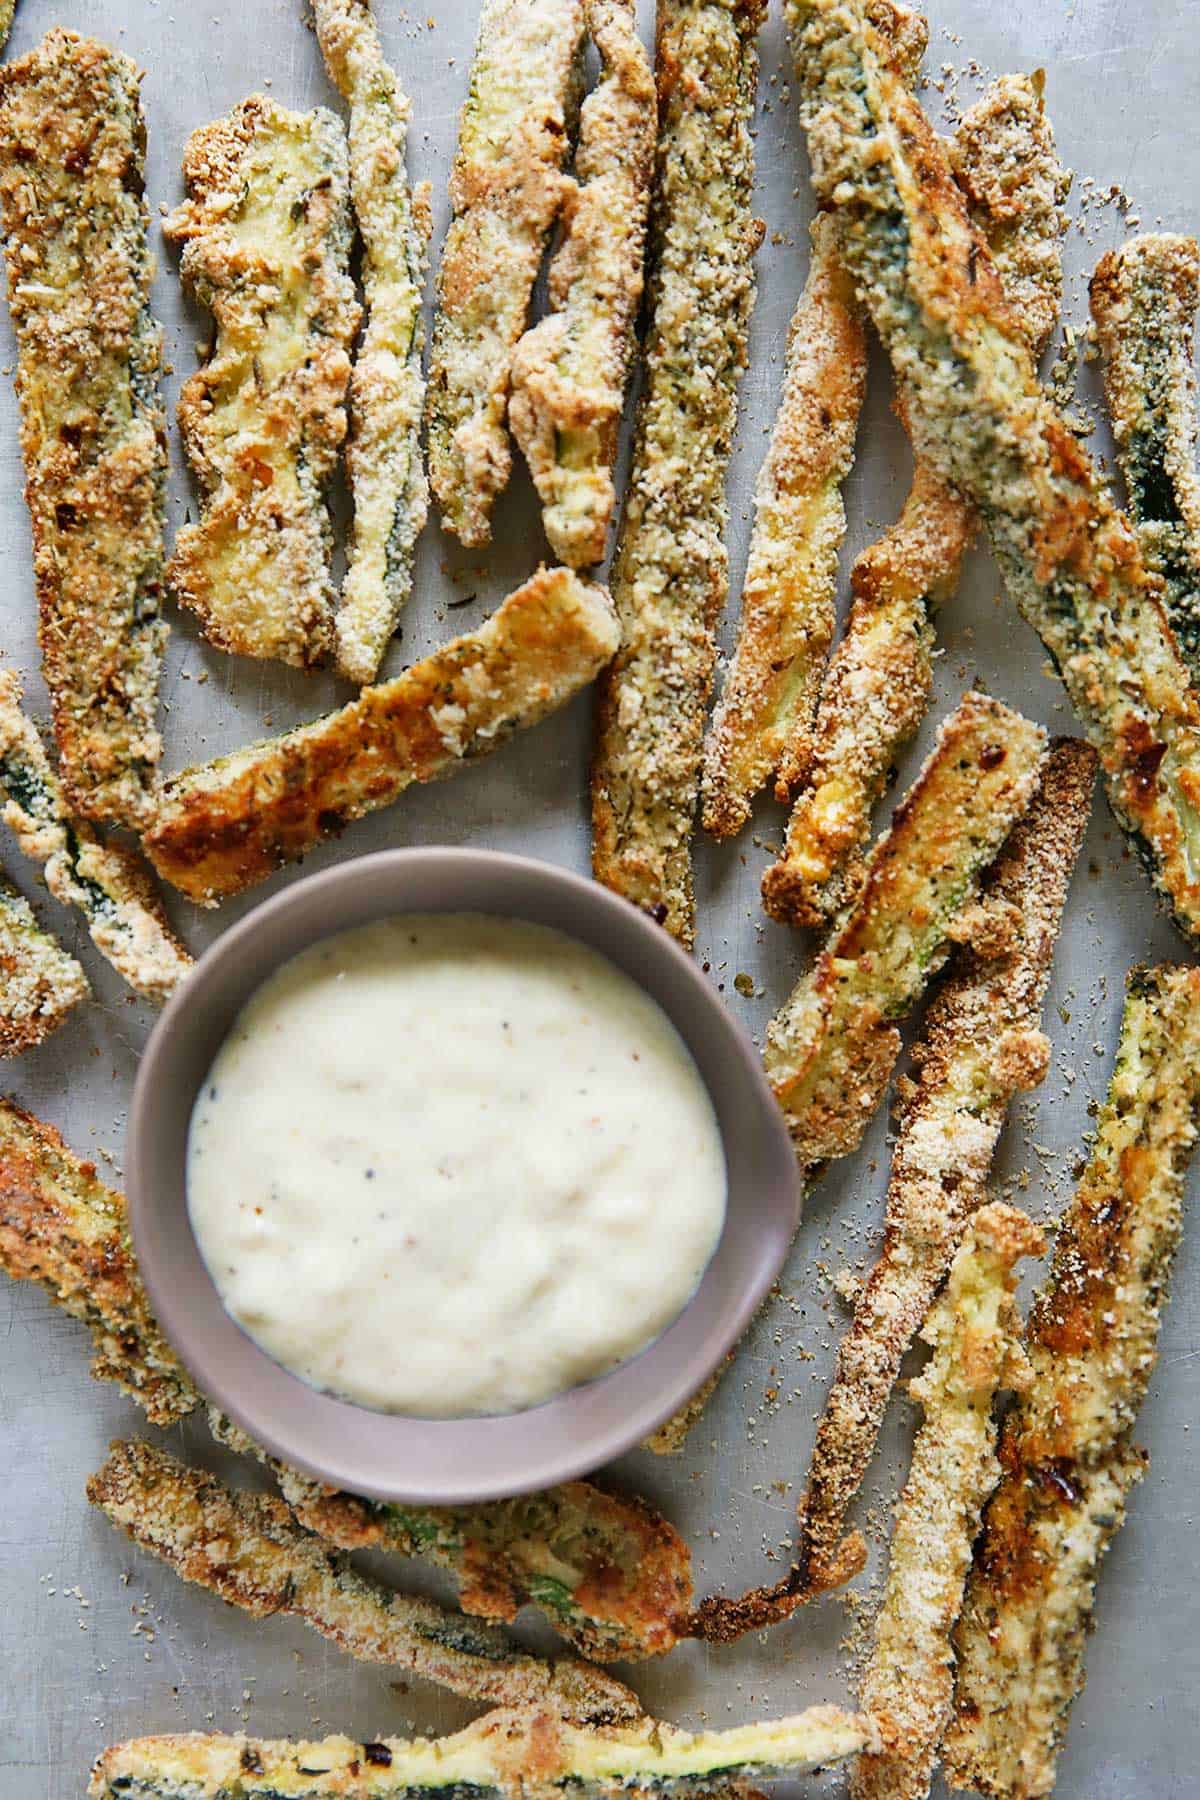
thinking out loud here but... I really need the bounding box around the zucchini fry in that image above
[508,0,655,568]
[691,741,1092,1636]
[764,691,1045,1168]
[1090,234,1200,683]
[0,1100,192,1421]
[314,0,430,686]
[790,0,1200,941]
[164,96,360,667]
[766,72,1068,925]
[426,0,585,546]
[89,1441,641,1727]
[944,965,1200,1798]
[144,567,619,904]
[701,212,867,839]
[0,30,167,827]
[851,1204,1044,1800]
[0,4,13,53]
[90,1706,876,1800]
[0,672,190,1002]
[0,1099,690,1663]
[590,0,763,944]
[0,880,87,1053]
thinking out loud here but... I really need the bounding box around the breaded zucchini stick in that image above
[0,880,87,1052]
[314,0,430,686]
[0,1099,689,1663]
[1090,234,1200,683]
[701,212,867,839]
[144,567,619,904]
[851,1204,1044,1800]
[691,742,1093,1638]
[764,692,1045,1168]
[944,964,1200,1798]
[0,672,190,1002]
[590,0,763,943]
[90,1706,877,1800]
[165,97,360,667]
[789,0,1200,941]
[765,72,1069,925]
[426,0,585,545]
[89,1441,641,1727]
[0,4,14,54]
[508,0,655,567]
[0,31,167,827]
[0,1099,194,1422]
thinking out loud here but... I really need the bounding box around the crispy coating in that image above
[0,3,13,52]
[144,568,620,904]
[0,1097,685,1663]
[164,96,359,667]
[0,878,87,1052]
[701,213,867,840]
[0,1100,192,1420]
[0,670,191,1001]
[1090,234,1200,683]
[789,0,1200,941]
[427,0,584,546]
[767,72,1069,925]
[89,1441,642,1727]
[691,741,1092,1641]
[315,0,431,686]
[851,1204,1043,1800]
[509,0,655,569]
[590,0,763,944]
[90,1705,876,1800]
[208,1413,692,1664]
[763,692,1045,1167]
[945,965,1200,1798]
[0,30,167,827]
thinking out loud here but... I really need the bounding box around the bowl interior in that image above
[128,849,801,1503]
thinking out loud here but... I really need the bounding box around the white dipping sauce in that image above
[187,913,726,1417]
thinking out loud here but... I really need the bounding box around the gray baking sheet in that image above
[2,0,1198,1794]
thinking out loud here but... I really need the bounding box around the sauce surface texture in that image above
[186,912,727,1416]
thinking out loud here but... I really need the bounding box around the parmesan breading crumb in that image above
[590,0,764,945]
[144,567,619,903]
[426,0,585,546]
[88,1440,642,1726]
[0,30,168,827]
[165,96,360,668]
[509,0,655,571]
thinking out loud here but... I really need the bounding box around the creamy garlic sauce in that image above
[186,913,727,1417]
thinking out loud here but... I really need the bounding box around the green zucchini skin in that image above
[789,0,1200,941]
[1090,235,1200,683]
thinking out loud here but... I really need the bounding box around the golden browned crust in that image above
[89,1440,642,1727]
[0,1100,194,1420]
[0,30,167,827]
[0,880,88,1052]
[315,0,431,686]
[763,692,1045,1167]
[945,965,1200,1798]
[426,0,584,546]
[851,1204,1044,1800]
[701,212,867,840]
[1090,233,1200,684]
[143,568,620,903]
[790,0,1200,940]
[164,95,359,667]
[590,0,764,944]
[89,1707,876,1800]
[767,72,1068,926]
[690,741,1092,1643]
[0,670,191,1001]
[509,0,655,569]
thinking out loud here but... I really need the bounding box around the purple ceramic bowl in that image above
[127,848,801,1504]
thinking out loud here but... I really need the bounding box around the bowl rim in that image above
[128,846,801,1503]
